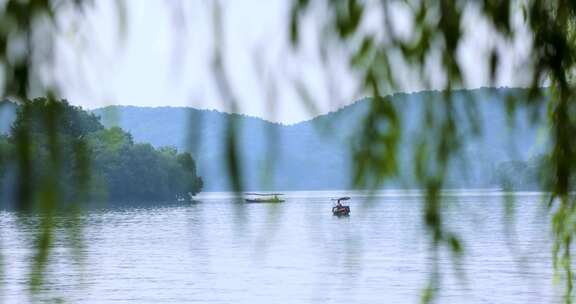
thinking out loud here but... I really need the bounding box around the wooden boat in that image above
[244,193,285,203]
[332,197,351,216]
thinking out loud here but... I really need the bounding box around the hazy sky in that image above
[55,0,532,124]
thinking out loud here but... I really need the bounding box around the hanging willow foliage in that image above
[0,0,575,303]
[287,1,576,303]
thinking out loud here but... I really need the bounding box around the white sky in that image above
[54,0,533,124]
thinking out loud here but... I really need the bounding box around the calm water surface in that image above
[0,191,561,303]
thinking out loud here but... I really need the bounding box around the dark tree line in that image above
[0,98,202,206]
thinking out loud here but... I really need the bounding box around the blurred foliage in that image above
[0,0,575,303]
[1,97,202,299]
[288,0,576,302]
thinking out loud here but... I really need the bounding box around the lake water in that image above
[0,191,563,303]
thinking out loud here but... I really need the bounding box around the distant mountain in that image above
[92,88,547,191]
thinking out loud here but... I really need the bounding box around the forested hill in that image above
[92,88,547,191]
[0,98,203,204]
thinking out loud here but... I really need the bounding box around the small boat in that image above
[244,193,285,203]
[177,192,198,202]
[332,197,351,216]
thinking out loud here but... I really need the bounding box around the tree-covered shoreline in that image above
[0,98,202,207]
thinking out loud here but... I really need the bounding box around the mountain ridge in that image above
[0,88,546,191]
[92,86,535,126]
[91,87,546,191]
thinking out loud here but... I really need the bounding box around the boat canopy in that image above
[331,197,351,201]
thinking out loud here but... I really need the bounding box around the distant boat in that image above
[177,192,198,202]
[332,197,351,216]
[244,193,285,203]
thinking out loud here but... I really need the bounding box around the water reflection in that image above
[0,191,560,303]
